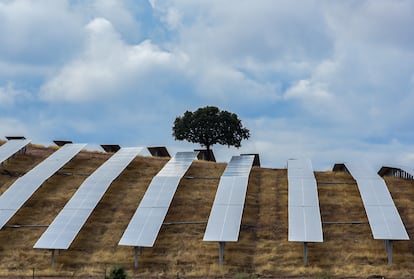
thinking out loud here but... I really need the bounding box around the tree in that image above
[172,106,250,153]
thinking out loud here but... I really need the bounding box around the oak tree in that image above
[172,106,250,153]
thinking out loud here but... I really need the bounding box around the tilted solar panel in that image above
[288,206,323,241]
[340,162,409,240]
[119,151,198,248]
[203,155,255,242]
[288,178,320,207]
[203,204,244,242]
[34,147,144,250]
[287,159,323,243]
[287,158,315,179]
[379,164,414,179]
[397,165,414,177]
[0,139,31,164]
[342,161,378,179]
[0,143,86,229]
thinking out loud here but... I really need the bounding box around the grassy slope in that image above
[0,144,412,278]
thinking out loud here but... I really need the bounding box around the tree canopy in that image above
[172,106,250,151]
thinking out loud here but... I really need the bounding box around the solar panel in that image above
[5,136,26,140]
[241,153,261,167]
[119,151,198,249]
[391,165,414,177]
[53,140,73,147]
[336,162,409,240]
[118,206,169,247]
[203,155,255,242]
[340,161,378,179]
[365,205,408,239]
[202,155,254,266]
[287,159,323,243]
[195,149,216,162]
[0,143,86,229]
[204,204,244,241]
[288,178,320,207]
[287,159,322,266]
[100,144,121,153]
[147,146,170,158]
[333,161,409,264]
[288,206,323,241]
[378,165,414,179]
[0,139,31,164]
[34,147,143,250]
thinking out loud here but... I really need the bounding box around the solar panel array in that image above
[397,165,414,177]
[379,164,414,179]
[340,162,409,240]
[0,143,86,229]
[287,159,323,242]
[203,155,255,242]
[0,139,31,164]
[34,147,144,250]
[119,151,198,247]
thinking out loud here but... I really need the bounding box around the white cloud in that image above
[0,0,84,65]
[1,0,414,171]
[192,60,281,105]
[164,7,181,29]
[40,17,189,102]
[236,116,414,170]
[0,83,30,106]
[0,117,28,138]
[285,80,332,101]
[324,0,414,50]
[89,0,141,38]
[147,0,334,109]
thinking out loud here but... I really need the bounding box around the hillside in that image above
[0,144,413,278]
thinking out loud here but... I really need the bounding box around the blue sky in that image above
[1,0,414,170]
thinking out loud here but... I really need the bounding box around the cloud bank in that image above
[0,0,413,169]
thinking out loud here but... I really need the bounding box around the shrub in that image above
[106,266,127,279]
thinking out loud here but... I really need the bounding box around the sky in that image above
[1,0,414,170]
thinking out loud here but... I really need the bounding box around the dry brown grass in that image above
[0,144,413,278]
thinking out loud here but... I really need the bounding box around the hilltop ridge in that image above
[0,143,412,278]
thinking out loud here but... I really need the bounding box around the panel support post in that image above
[219,242,226,266]
[303,242,308,266]
[134,246,140,268]
[50,249,55,268]
[385,240,392,264]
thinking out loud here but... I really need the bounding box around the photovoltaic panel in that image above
[212,176,249,205]
[365,205,408,239]
[0,139,31,164]
[204,204,244,241]
[0,143,86,229]
[356,178,394,206]
[35,209,91,249]
[287,158,315,179]
[379,164,414,179]
[118,207,169,247]
[203,155,255,242]
[287,159,323,243]
[288,206,323,241]
[34,147,144,250]
[222,156,254,177]
[288,179,319,207]
[341,161,378,179]
[338,162,409,240]
[156,152,199,177]
[395,165,414,177]
[137,176,182,208]
[119,151,198,248]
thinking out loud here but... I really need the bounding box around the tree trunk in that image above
[205,144,212,161]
